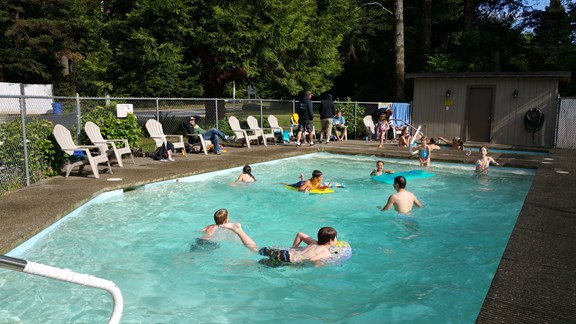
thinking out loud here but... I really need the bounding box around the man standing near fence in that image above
[319,94,336,144]
[295,91,315,146]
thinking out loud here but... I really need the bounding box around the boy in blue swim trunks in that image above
[220,223,337,264]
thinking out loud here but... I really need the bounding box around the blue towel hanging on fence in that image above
[391,103,411,127]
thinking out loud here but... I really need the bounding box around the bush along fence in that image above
[0,94,409,195]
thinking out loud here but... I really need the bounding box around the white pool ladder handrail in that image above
[0,255,123,324]
[409,125,422,155]
[388,119,426,141]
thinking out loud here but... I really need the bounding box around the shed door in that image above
[466,87,493,142]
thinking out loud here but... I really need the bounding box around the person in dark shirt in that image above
[319,94,336,143]
[295,91,315,146]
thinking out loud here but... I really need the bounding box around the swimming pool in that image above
[437,145,548,155]
[0,153,534,323]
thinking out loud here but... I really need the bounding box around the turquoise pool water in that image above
[438,145,548,155]
[0,153,534,323]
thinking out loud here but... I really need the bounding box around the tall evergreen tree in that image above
[101,0,355,99]
[528,0,572,70]
[0,0,102,95]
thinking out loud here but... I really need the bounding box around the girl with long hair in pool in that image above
[236,165,256,183]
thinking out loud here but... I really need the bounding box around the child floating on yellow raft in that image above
[284,170,344,194]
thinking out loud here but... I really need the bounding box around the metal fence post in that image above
[215,98,219,128]
[354,102,358,138]
[260,99,263,125]
[76,93,81,141]
[155,99,159,120]
[19,85,30,187]
[555,94,560,148]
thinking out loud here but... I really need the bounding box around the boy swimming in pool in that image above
[293,170,331,192]
[220,223,337,263]
[190,208,233,251]
[370,160,394,176]
[199,208,229,240]
[381,176,423,214]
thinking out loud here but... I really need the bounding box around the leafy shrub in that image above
[336,98,366,139]
[80,102,142,149]
[0,118,67,194]
[216,119,232,136]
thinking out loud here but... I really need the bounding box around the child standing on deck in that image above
[377,114,390,148]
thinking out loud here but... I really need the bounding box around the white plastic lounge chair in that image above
[363,115,376,141]
[247,115,275,145]
[267,115,284,134]
[182,124,212,155]
[145,119,186,157]
[268,114,286,143]
[228,116,259,148]
[84,121,135,167]
[53,124,112,179]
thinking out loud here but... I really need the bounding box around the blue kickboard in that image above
[372,170,435,184]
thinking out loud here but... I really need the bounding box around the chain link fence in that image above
[0,94,388,195]
[556,97,576,149]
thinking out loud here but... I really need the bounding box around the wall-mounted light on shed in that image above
[445,90,451,98]
[512,89,519,99]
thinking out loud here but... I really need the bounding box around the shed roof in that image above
[406,71,571,85]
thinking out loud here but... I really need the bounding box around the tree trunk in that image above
[463,0,475,36]
[394,0,405,101]
[196,48,246,125]
[417,0,432,70]
[490,48,501,72]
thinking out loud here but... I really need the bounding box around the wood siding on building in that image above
[411,77,558,147]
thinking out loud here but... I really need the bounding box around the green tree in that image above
[102,0,201,97]
[0,0,104,95]
[102,0,356,99]
[528,0,573,69]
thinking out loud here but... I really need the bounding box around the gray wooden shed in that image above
[406,72,571,147]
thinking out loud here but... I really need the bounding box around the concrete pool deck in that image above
[0,141,574,322]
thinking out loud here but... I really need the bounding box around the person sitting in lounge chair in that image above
[332,110,347,141]
[182,116,230,155]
